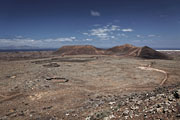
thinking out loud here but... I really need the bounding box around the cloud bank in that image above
[121,28,133,32]
[82,24,134,40]
[0,36,76,48]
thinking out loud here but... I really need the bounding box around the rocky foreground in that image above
[1,83,180,120]
[83,84,180,120]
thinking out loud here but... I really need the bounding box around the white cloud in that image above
[84,24,120,40]
[118,33,128,37]
[136,35,141,38]
[135,34,160,39]
[82,23,136,41]
[15,35,23,39]
[85,38,93,41]
[90,10,101,16]
[0,37,42,47]
[45,37,75,42]
[132,40,141,43]
[136,35,145,38]
[148,34,156,37]
[111,25,121,31]
[91,28,109,39]
[122,28,133,32]
[82,33,89,35]
[43,37,77,42]
[111,36,115,39]
[93,24,101,27]
[0,36,76,47]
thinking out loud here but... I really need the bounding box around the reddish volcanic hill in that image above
[54,44,169,59]
[106,44,139,55]
[54,45,105,55]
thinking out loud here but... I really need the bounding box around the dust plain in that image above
[0,51,180,119]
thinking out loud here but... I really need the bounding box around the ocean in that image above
[154,48,180,51]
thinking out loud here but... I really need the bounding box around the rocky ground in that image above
[84,83,180,120]
[0,51,180,120]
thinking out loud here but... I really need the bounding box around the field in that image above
[0,51,180,120]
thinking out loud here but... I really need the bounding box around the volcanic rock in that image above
[43,63,60,68]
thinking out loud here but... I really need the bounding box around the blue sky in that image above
[0,0,180,48]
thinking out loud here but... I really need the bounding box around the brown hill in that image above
[54,44,169,59]
[107,44,169,59]
[54,45,105,55]
[135,46,169,59]
[106,44,139,55]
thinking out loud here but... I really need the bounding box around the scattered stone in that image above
[6,110,16,117]
[144,114,147,119]
[85,116,91,120]
[173,91,180,99]
[177,89,180,95]
[149,96,156,101]
[43,106,53,110]
[130,105,139,110]
[168,95,174,101]
[156,107,163,113]
[46,77,69,83]
[137,100,143,105]
[123,109,129,116]
[176,114,180,118]
[124,116,128,119]
[10,76,16,79]
[109,101,116,105]
[65,113,69,116]
[43,63,60,68]
[18,111,25,116]
[103,115,115,120]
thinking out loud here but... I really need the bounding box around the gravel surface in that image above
[0,52,180,120]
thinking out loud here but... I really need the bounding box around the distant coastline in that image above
[157,50,180,51]
[0,48,180,52]
[0,48,57,52]
[154,48,180,51]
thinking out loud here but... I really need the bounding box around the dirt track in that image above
[0,52,180,119]
[137,66,168,86]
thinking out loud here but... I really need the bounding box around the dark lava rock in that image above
[173,91,180,99]
[46,77,69,83]
[43,63,60,68]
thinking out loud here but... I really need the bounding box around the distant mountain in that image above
[54,45,105,55]
[54,44,170,59]
[0,45,40,50]
[106,44,169,59]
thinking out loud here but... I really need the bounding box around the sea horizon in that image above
[0,47,180,52]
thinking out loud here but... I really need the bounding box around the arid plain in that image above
[0,50,180,120]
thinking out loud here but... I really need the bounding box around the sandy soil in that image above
[0,51,180,120]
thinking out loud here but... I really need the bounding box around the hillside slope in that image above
[54,44,169,59]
